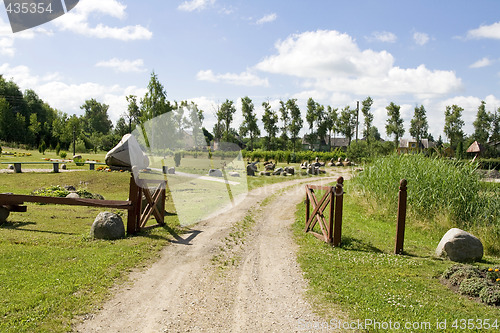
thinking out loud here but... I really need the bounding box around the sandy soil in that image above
[73,171,351,333]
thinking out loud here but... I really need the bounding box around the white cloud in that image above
[52,0,152,40]
[366,31,397,43]
[256,30,462,99]
[256,13,277,25]
[96,58,147,73]
[196,69,269,87]
[0,63,146,123]
[467,21,500,40]
[413,32,430,46]
[178,0,215,12]
[470,57,493,68]
[0,17,52,56]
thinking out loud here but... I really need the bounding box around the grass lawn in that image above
[294,182,500,332]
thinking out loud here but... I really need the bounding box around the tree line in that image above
[1,71,499,157]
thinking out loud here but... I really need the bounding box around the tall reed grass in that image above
[352,154,500,254]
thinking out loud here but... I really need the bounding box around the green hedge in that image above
[478,158,500,170]
[241,149,346,163]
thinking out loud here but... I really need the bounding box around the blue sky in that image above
[1,0,500,141]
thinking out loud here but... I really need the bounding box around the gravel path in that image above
[73,172,351,332]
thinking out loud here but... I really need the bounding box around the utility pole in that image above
[72,126,76,156]
[355,101,359,142]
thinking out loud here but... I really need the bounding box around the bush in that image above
[0,145,2,155]
[441,264,463,279]
[174,151,182,167]
[60,151,67,159]
[449,267,480,286]
[459,277,487,297]
[55,143,61,155]
[479,158,500,170]
[479,286,500,305]
[38,140,46,155]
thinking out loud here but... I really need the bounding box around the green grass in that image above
[0,171,180,332]
[294,184,500,332]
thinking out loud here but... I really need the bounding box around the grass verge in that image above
[293,182,500,332]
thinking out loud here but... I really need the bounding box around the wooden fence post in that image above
[127,174,141,234]
[328,186,334,244]
[395,179,407,254]
[333,176,344,247]
[305,186,310,231]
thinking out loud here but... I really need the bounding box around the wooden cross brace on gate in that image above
[127,173,167,234]
[304,177,344,246]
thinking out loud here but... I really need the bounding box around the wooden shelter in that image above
[466,141,484,161]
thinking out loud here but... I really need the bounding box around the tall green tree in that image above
[287,98,303,151]
[473,100,491,144]
[262,101,278,151]
[279,100,289,150]
[81,99,112,135]
[491,107,500,143]
[339,106,357,144]
[361,96,374,143]
[125,95,141,133]
[140,71,172,121]
[306,97,317,134]
[239,96,260,151]
[410,105,429,149]
[217,99,236,142]
[444,104,465,150]
[324,105,338,150]
[385,102,405,146]
[114,117,129,138]
[181,101,204,148]
[316,103,328,147]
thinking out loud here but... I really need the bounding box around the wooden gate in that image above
[304,177,344,246]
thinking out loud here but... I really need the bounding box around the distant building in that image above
[397,138,436,154]
[302,135,349,151]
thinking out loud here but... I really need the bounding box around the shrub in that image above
[38,140,46,155]
[174,151,182,167]
[441,264,463,279]
[479,286,500,305]
[449,267,480,286]
[60,151,67,159]
[31,185,69,198]
[459,277,487,297]
[55,143,61,155]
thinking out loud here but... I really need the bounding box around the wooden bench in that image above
[1,161,107,173]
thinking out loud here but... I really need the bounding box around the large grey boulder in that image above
[91,212,125,240]
[436,228,483,262]
[208,169,223,177]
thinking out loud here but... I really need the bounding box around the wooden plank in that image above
[0,193,133,210]
[306,184,332,191]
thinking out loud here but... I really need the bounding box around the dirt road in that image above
[74,172,350,332]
